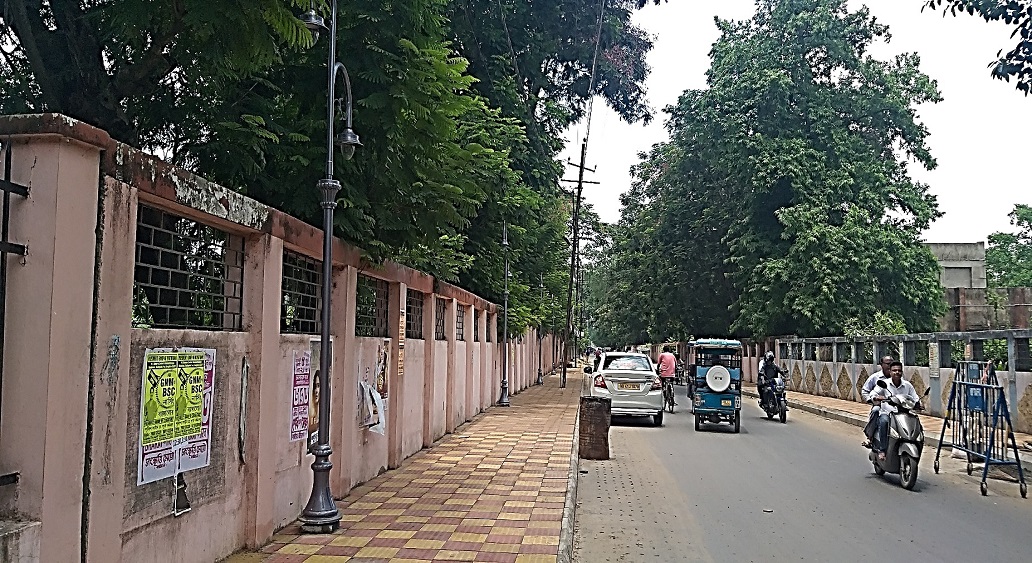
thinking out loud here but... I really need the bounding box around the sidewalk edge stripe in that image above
[557,392,581,563]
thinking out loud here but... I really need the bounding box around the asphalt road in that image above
[572,385,1031,562]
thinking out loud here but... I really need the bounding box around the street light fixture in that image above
[536,274,544,386]
[298,0,361,534]
[497,223,511,407]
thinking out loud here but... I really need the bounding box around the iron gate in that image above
[1,140,28,488]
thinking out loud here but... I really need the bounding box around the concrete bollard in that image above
[579,396,611,460]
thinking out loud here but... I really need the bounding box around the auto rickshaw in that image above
[689,339,744,433]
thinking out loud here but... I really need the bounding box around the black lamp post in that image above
[536,274,544,386]
[298,0,361,534]
[497,223,511,406]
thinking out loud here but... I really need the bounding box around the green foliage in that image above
[2,0,657,337]
[587,0,946,341]
[986,204,1032,287]
[843,311,908,338]
[923,0,1032,95]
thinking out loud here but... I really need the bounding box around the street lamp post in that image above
[298,0,362,534]
[536,275,544,386]
[497,223,511,407]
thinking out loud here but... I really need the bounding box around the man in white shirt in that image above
[860,355,895,403]
[871,361,920,460]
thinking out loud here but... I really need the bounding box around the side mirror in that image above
[583,366,592,374]
[923,387,931,397]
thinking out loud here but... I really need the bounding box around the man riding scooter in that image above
[869,361,919,461]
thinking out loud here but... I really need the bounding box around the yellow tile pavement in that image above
[230,373,580,563]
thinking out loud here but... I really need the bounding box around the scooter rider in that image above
[870,361,919,461]
[757,351,784,408]
[861,356,895,445]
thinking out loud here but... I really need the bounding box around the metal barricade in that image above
[934,361,1027,498]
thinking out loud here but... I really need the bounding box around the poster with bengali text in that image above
[177,348,216,473]
[138,348,216,484]
[290,351,311,442]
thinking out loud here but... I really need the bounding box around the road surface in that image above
[572,386,1030,562]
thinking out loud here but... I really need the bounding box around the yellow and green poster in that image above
[173,351,205,440]
[142,352,179,446]
[139,349,214,485]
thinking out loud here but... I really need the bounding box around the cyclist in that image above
[656,346,678,406]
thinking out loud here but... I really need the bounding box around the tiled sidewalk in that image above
[229,372,581,563]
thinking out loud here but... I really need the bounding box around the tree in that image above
[1,0,314,144]
[923,0,1032,94]
[588,0,947,339]
[986,204,1032,287]
[1,0,658,335]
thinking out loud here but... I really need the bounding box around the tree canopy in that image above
[986,204,1032,287]
[1,0,658,334]
[923,0,1032,94]
[587,0,946,344]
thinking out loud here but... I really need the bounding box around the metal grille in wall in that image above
[456,304,466,341]
[355,274,388,337]
[281,250,322,334]
[434,298,447,341]
[134,204,244,330]
[1,141,29,489]
[473,309,479,342]
[405,289,424,340]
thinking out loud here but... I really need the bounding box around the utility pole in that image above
[561,139,595,388]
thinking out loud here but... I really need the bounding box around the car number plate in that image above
[617,383,638,391]
[721,399,732,407]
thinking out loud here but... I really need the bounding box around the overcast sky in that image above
[559,0,1031,244]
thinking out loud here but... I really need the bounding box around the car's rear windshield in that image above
[603,356,652,371]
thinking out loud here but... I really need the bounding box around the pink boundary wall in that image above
[0,114,563,562]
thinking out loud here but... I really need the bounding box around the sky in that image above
[559,0,1031,244]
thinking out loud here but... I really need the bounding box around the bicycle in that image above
[662,377,675,413]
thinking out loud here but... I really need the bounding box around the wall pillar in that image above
[83,178,137,561]
[0,132,105,562]
[445,298,457,433]
[387,282,405,469]
[333,266,358,491]
[242,234,283,545]
[421,293,436,448]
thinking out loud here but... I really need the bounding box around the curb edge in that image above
[557,394,581,563]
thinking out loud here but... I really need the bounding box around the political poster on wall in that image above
[290,351,311,442]
[138,348,216,485]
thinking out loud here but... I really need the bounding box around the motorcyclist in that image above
[870,361,919,461]
[757,351,785,408]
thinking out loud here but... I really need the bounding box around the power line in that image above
[584,0,607,144]
[560,0,607,388]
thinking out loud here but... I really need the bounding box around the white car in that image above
[585,352,665,426]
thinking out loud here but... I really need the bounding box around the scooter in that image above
[864,383,931,490]
[759,369,788,423]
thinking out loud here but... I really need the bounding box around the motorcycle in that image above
[864,383,931,490]
[759,370,788,423]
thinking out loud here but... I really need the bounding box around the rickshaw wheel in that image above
[733,411,741,434]
[694,415,701,431]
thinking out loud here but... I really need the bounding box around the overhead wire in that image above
[583,0,607,147]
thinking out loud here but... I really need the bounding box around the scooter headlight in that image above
[889,426,900,440]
